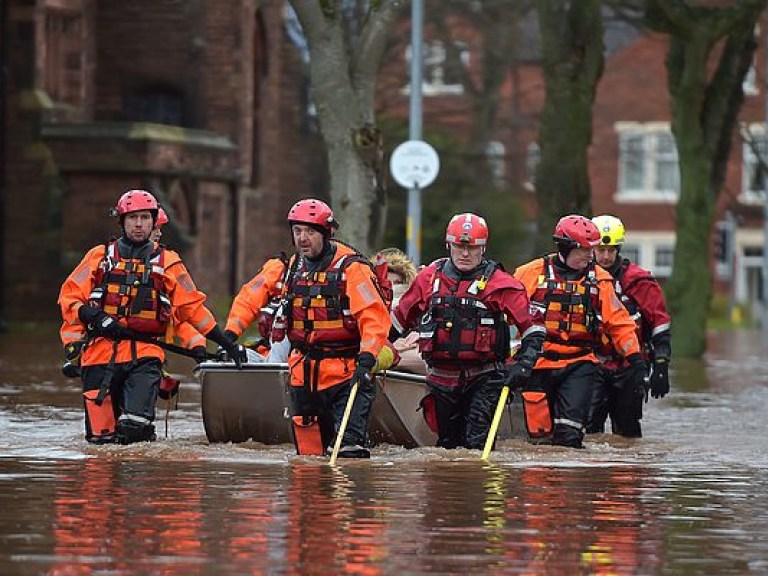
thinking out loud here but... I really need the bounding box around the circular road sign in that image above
[390,140,440,190]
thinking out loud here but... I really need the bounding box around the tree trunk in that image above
[289,1,400,256]
[534,0,604,253]
[647,0,763,358]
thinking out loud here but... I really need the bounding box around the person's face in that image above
[123,211,154,243]
[449,243,484,272]
[387,271,406,287]
[594,245,619,269]
[150,227,162,243]
[565,246,594,271]
[292,224,325,258]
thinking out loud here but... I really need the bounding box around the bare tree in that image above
[288,0,403,255]
[646,0,764,357]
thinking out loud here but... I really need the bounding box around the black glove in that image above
[353,352,377,389]
[205,325,244,369]
[224,330,239,342]
[61,361,81,378]
[503,331,543,389]
[64,341,84,362]
[191,346,209,364]
[61,341,84,378]
[625,353,648,398]
[78,306,130,340]
[503,363,531,389]
[649,359,670,399]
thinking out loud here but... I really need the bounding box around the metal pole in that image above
[763,21,768,332]
[407,0,423,266]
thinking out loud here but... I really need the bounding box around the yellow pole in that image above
[481,386,509,460]
[329,382,359,466]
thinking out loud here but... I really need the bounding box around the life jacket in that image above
[256,253,290,340]
[597,259,648,360]
[89,240,171,336]
[273,249,375,358]
[417,259,510,364]
[529,256,599,349]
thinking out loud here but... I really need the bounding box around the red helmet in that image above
[445,213,489,246]
[553,214,601,248]
[156,207,169,227]
[115,189,159,217]
[287,198,339,231]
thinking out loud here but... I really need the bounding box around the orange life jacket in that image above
[277,253,364,358]
[418,259,510,364]
[89,240,171,336]
[530,256,599,351]
[272,245,391,360]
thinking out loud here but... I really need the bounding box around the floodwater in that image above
[2,327,768,575]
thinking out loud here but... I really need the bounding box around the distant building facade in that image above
[1,0,325,322]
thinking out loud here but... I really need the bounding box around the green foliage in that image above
[379,117,529,268]
[707,293,755,330]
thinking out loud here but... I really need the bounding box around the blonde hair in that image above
[377,247,417,284]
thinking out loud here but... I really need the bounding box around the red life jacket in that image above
[89,240,171,336]
[417,259,510,364]
[597,259,650,362]
[529,256,599,349]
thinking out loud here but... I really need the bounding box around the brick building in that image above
[378,9,768,321]
[1,0,324,323]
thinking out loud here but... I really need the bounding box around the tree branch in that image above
[351,0,402,112]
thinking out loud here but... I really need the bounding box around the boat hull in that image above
[198,363,515,447]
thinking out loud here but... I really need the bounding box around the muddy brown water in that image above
[1,327,768,575]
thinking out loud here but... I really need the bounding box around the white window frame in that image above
[403,40,469,97]
[739,122,767,205]
[485,140,506,188]
[524,141,540,192]
[614,122,680,204]
[653,245,675,278]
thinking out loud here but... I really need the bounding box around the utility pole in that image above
[763,21,768,332]
[407,0,423,266]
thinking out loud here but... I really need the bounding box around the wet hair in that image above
[378,247,417,285]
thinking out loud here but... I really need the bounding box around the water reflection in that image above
[2,328,768,574]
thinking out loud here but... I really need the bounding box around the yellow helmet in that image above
[592,215,625,246]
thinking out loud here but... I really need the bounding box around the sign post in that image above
[390,139,440,266]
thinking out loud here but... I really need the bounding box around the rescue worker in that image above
[513,214,645,448]
[587,215,672,437]
[390,213,546,450]
[225,198,391,458]
[58,189,242,445]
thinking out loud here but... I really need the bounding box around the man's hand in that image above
[78,306,130,340]
[503,363,531,389]
[191,346,209,364]
[353,352,377,389]
[649,359,670,399]
[625,353,648,398]
[205,325,245,369]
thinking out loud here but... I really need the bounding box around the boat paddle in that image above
[481,384,510,460]
[122,330,218,361]
[329,381,359,466]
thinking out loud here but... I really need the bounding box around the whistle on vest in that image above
[468,275,488,295]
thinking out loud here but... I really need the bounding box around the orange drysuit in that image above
[226,245,390,391]
[514,256,640,368]
[225,256,287,338]
[58,243,218,366]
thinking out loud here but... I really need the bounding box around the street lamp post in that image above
[407,0,424,266]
